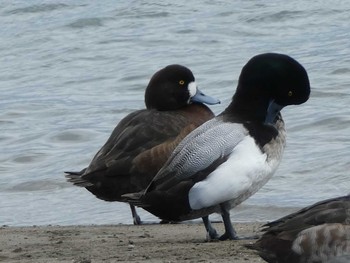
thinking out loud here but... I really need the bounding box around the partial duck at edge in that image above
[247,194,350,263]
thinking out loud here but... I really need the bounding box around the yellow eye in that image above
[288,91,293,97]
[179,80,185,85]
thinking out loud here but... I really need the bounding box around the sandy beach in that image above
[0,222,265,262]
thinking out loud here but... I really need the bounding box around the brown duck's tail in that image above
[65,169,92,187]
[122,191,148,207]
[244,236,296,263]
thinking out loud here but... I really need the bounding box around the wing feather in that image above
[148,117,248,190]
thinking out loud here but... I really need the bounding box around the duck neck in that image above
[221,88,269,123]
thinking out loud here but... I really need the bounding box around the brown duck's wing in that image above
[66,110,198,201]
[131,123,197,176]
[83,105,215,179]
[263,195,350,234]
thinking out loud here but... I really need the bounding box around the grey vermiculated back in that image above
[154,117,248,183]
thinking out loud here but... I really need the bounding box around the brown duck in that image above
[65,64,220,224]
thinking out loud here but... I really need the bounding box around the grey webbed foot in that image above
[219,231,239,241]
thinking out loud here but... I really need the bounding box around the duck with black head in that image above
[65,64,220,225]
[123,53,311,240]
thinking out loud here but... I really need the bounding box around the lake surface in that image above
[1,0,350,226]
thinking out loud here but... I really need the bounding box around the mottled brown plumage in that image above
[247,195,350,263]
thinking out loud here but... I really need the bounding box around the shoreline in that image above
[0,222,264,262]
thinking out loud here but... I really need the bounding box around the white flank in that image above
[188,135,275,210]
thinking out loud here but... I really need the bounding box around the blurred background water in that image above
[1,0,349,226]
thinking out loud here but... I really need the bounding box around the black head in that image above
[225,53,310,122]
[145,64,219,110]
[145,65,196,110]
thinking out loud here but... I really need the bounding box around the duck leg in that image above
[219,203,238,240]
[202,215,219,241]
[218,204,260,240]
[130,204,142,225]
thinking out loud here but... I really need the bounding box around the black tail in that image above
[65,169,92,187]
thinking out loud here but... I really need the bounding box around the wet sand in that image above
[0,222,265,262]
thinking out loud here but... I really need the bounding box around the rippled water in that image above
[1,1,350,226]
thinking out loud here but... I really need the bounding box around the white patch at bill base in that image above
[188,81,197,99]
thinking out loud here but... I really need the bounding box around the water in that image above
[1,0,350,226]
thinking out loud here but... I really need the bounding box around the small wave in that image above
[289,116,350,132]
[311,90,350,98]
[49,129,97,143]
[0,120,15,125]
[175,29,196,34]
[7,180,69,192]
[246,10,304,23]
[12,153,46,164]
[114,9,169,19]
[140,11,169,18]
[7,3,69,14]
[216,11,236,17]
[13,156,32,163]
[330,68,350,75]
[0,135,14,143]
[66,18,104,29]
